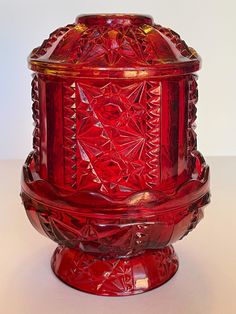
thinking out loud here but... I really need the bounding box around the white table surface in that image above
[0,157,235,314]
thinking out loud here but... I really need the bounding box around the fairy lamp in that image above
[21,14,210,296]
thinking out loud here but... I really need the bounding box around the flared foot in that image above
[51,245,179,296]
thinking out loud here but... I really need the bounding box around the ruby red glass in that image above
[21,14,210,296]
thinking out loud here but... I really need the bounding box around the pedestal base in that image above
[51,246,179,296]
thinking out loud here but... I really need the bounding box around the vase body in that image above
[21,14,210,296]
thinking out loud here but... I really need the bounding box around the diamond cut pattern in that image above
[30,20,198,69]
[146,82,161,187]
[75,25,159,67]
[63,82,77,189]
[51,244,178,295]
[63,80,162,195]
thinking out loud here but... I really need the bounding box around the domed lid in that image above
[29,14,201,78]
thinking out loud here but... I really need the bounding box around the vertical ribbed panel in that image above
[45,81,64,186]
[169,81,179,179]
[177,78,188,179]
[160,80,180,186]
[31,74,40,171]
[187,75,198,172]
[39,77,47,180]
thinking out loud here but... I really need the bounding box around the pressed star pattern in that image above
[61,80,162,195]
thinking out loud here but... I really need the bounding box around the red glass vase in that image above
[21,14,210,296]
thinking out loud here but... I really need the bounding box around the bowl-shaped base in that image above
[51,245,179,296]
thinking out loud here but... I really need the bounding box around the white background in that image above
[0,0,236,158]
[0,2,236,313]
